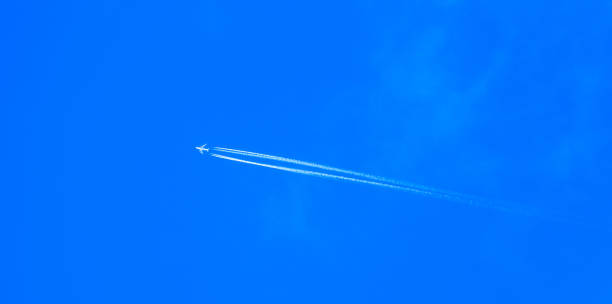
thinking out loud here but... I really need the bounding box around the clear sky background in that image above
[9,0,612,303]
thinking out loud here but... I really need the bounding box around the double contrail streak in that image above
[212,146,485,206]
[213,147,413,184]
[200,145,576,222]
[209,153,431,195]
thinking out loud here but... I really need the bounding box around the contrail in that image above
[206,149,531,218]
[213,146,422,185]
[209,153,431,195]
[213,146,471,202]
[201,145,579,223]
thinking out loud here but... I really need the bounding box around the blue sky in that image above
[9,0,612,303]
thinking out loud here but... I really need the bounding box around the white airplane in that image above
[195,144,209,154]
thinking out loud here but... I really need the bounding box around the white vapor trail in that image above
[212,146,471,203]
[206,150,530,217]
[201,145,586,223]
[209,153,432,196]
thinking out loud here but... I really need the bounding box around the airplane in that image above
[195,144,209,154]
